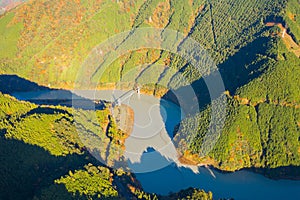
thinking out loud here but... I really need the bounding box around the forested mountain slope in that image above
[177,24,300,172]
[0,0,284,88]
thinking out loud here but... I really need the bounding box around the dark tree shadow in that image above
[155,35,300,180]
[249,166,300,180]
[162,36,274,114]
[20,107,72,118]
[219,36,274,93]
[0,136,98,200]
[0,74,49,93]
[160,36,275,140]
[0,75,105,110]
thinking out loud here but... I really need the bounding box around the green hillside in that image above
[176,23,300,172]
[0,0,284,88]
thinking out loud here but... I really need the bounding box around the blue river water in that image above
[125,91,300,200]
[134,159,300,200]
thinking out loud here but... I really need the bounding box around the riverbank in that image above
[178,150,300,181]
[91,89,300,181]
